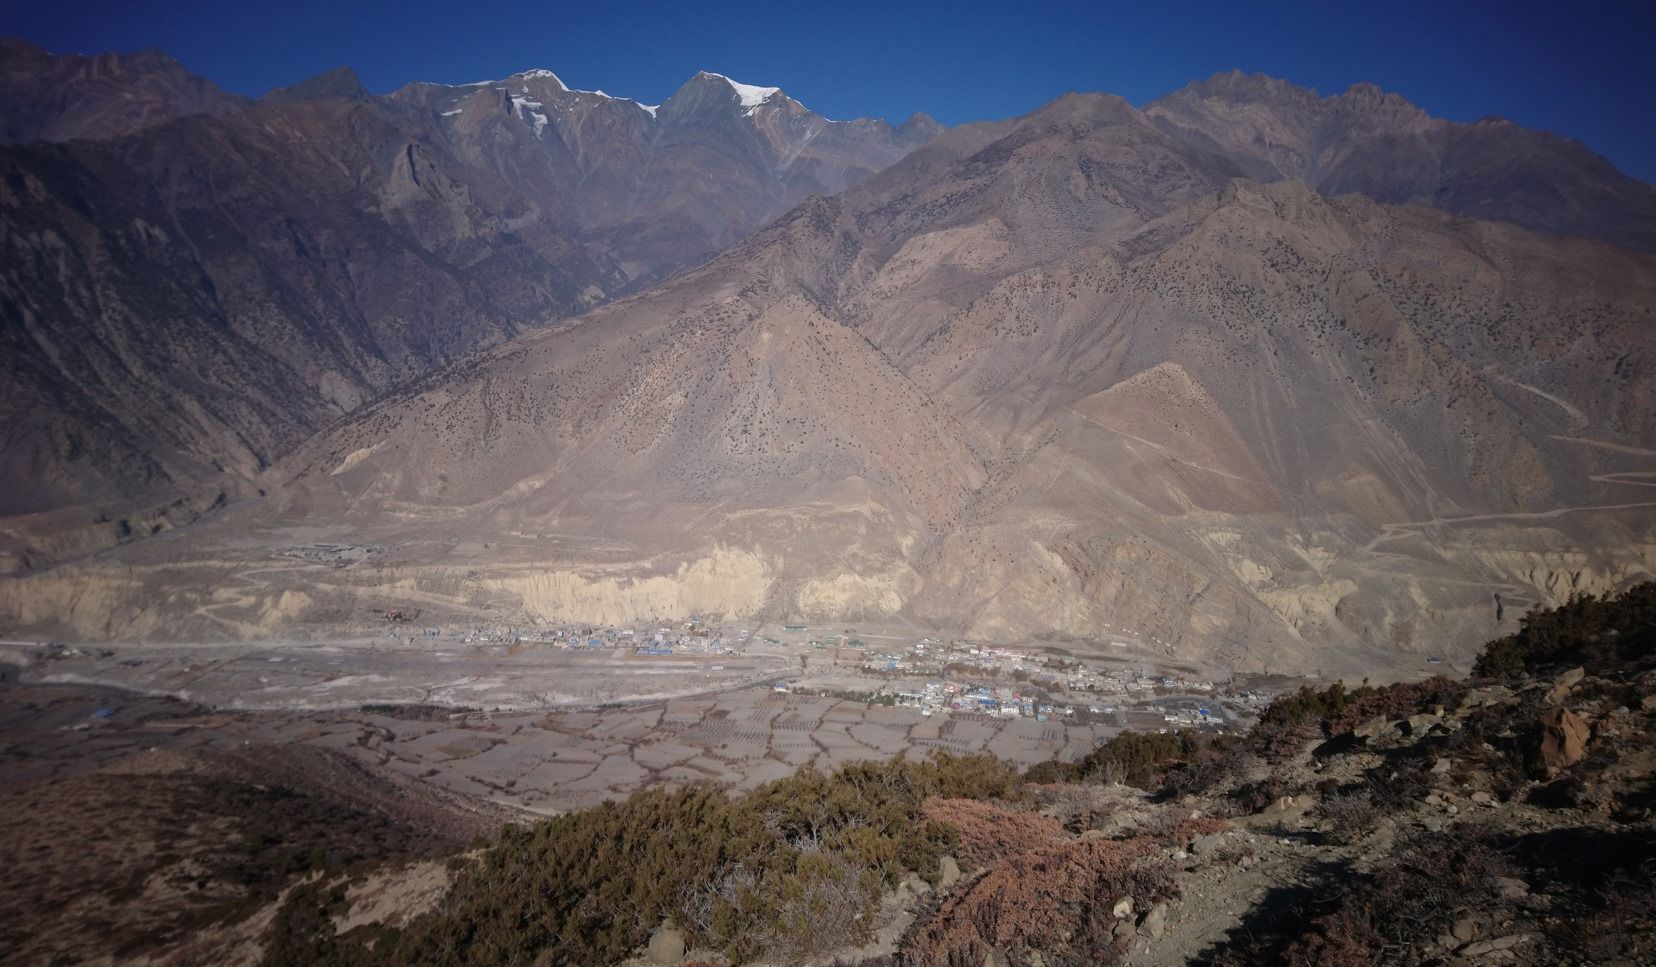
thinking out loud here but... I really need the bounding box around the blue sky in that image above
[8,0,1653,180]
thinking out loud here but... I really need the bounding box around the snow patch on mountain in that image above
[700,71,782,115]
[509,89,548,137]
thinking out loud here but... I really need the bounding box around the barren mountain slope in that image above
[0,46,938,568]
[6,87,1651,674]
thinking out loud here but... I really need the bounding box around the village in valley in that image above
[373,609,1283,736]
[1,610,1292,816]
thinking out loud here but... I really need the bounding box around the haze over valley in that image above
[2,12,1654,964]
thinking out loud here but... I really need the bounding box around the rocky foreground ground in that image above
[3,586,1652,966]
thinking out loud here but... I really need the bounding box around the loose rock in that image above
[1537,708,1591,776]
[1141,903,1169,940]
[645,925,685,965]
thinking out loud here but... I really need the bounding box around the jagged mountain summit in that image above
[8,75,1651,676]
[392,66,940,285]
[0,41,939,567]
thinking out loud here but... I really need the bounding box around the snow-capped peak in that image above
[699,71,782,114]
[638,103,659,118]
[516,68,566,88]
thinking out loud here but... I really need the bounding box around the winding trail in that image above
[1363,497,1656,552]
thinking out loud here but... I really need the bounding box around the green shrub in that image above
[1473,583,1656,680]
[394,753,1011,965]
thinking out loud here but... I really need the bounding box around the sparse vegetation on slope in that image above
[12,586,1654,965]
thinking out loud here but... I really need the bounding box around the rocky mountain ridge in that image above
[1145,69,1656,252]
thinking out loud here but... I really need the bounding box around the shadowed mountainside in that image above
[0,41,938,565]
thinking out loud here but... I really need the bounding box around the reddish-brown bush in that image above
[920,798,1066,870]
[1325,677,1464,736]
[901,839,1176,967]
[1168,816,1229,847]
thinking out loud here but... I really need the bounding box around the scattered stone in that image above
[1261,795,1296,816]
[1545,682,1572,706]
[1451,917,1479,944]
[1471,791,1494,806]
[1640,694,1656,712]
[1431,758,1454,775]
[1425,793,1443,806]
[1112,896,1135,919]
[645,925,685,965]
[1191,832,1225,855]
[1112,920,1137,942]
[1537,708,1591,776]
[1555,667,1585,688]
[1445,803,1460,816]
[1141,902,1169,940]
[1171,848,1188,861]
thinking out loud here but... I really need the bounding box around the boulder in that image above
[1405,712,1442,735]
[1493,876,1530,899]
[1537,708,1591,776]
[1451,917,1479,944]
[1141,902,1169,939]
[645,925,685,965]
[938,854,961,889]
[1354,716,1394,740]
[1462,933,1530,956]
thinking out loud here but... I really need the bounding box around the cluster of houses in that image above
[825,636,1281,732]
[857,638,1222,698]
[892,681,1070,720]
